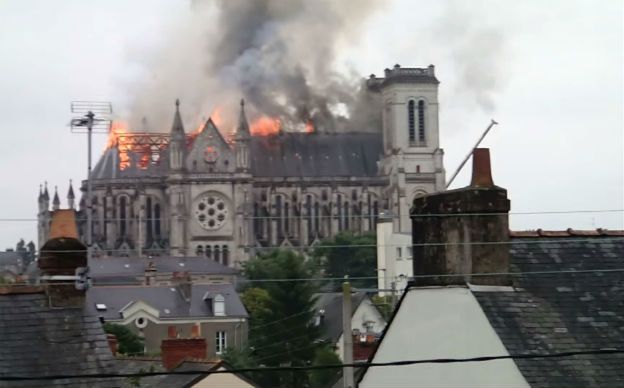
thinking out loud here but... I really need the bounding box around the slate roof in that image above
[250,132,383,178]
[91,132,383,180]
[314,292,368,344]
[473,236,624,387]
[86,283,248,321]
[0,289,122,387]
[153,360,260,388]
[89,256,238,281]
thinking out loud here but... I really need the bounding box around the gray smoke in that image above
[127,0,385,133]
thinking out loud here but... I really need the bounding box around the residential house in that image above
[314,292,386,359]
[0,210,122,387]
[154,359,260,387]
[359,149,624,387]
[87,277,248,358]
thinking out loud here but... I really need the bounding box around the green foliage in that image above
[312,232,377,289]
[310,345,342,388]
[371,295,394,321]
[103,323,144,356]
[243,249,322,387]
[15,239,36,267]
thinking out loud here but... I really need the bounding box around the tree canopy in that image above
[312,232,377,288]
[239,249,323,387]
[103,323,144,355]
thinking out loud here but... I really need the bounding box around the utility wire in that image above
[2,348,622,381]
[13,236,624,255]
[2,208,623,222]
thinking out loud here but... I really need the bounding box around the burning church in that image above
[38,64,446,267]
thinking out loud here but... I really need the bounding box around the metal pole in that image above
[446,119,498,189]
[342,280,354,388]
[86,111,94,262]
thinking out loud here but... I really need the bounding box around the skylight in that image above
[95,303,107,311]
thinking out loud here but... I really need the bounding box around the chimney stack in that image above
[161,337,207,370]
[410,148,510,286]
[107,334,118,356]
[38,210,88,307]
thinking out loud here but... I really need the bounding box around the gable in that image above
[186,119,235,173]
[359,287,529,388]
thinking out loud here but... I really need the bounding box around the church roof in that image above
[250,132,383,178]
[90,131,383,180]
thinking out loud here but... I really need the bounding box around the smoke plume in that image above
[126,0,384,133]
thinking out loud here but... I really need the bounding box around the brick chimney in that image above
[107,334,118,356]
[38,210,88,307]
[161,337,207,370]
[410,148,510,286]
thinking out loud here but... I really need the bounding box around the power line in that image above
[18,236,624,254]
[2,348,622,381]
[1,208,623,222]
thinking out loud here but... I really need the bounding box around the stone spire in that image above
[43,181,50,201]
[236,99,251,140]
[67,180,75,209]
[38,184,44,202]
[171,98,185,139]
[52,186,60,211]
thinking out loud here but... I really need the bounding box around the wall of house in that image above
[376,219,413,296]
[359,287,529,387]
[335,297,387,359]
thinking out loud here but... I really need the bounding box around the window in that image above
[222,245,229,266]
[396,247,402,260]
[118,196,127,237]
[276,195,283,240]
[215,331,227,354]
[418,100,426,142]
[214,245,221,263]
[196,245,204,256]
[337,194,343,231]
[214,294,225,316]
[205,245,212,260]
[408,100,416,142]
[407,246,413,259]
[145,197,153,241]
[154,204,161,237]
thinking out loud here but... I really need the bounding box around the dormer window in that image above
[214,294,225,316]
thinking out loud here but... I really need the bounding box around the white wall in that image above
[359,287,529,388]
[336,297,387,359]
[377,220,413,296]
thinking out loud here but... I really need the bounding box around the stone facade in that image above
[38,64,446,267]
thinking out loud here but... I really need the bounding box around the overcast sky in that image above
[0,0,622,250]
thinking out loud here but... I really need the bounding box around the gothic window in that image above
[344,201,350,230]
[337,194,343,231]
[118,196,128,237]
[322,190,328,201]
[196,245,204,256]
[254,203,261,238]
[408,100,416,143]
[418,100,426,143]
[306,195,313,240]
[214,245,221,263]
[205,245,212,260]
[103,196,108,238]
[284,201,290,237]
[154,203,161,237]
[222,245,229,266]
[373,200,379,224]
[276,195,284,240]
[146,197,153,241]
[314,202,321,236]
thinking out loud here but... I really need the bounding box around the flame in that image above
[304,120,314,134]
[251,116,281,136]
[106,121,128,149]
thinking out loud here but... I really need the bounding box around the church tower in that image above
[372,64,446,232]
[235,99,251,172]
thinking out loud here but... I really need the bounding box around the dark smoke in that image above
[127,0,385,133]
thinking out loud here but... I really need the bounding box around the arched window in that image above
[206,245,212,260]
[118,196,128,237]
[336,194,343,231]
[284,202,290,237]
[222,245,229,266]
[344,201,350,230]
[306,195,313,240]
[154,203,161,237]
[408,100,416,143]
[314,202,320,236]
[196,245,204,256]
[418,100,426,143]
[214,245,221,263]
[254,203,261,238]
[276,195,284,240]
[145,197,153,241]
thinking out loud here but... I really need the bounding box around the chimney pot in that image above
[168,325,178,339]
[470,148,494,187]
[191,323,201,338]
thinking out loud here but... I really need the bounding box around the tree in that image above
[243,249,322,387]
[309,345,342,388]
[103,323,144,355]
[14,239,36,268]
[312,232,377,289]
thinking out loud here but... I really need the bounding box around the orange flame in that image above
[106,121,128,149]
[251,116,281,136]
[304,120,314,134]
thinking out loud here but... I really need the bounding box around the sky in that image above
[0,0,622,250]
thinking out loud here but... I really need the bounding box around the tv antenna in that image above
[70,101,113,262]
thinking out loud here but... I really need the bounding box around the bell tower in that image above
[370,64,446,232]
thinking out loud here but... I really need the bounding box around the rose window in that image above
[194,194,228,231]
